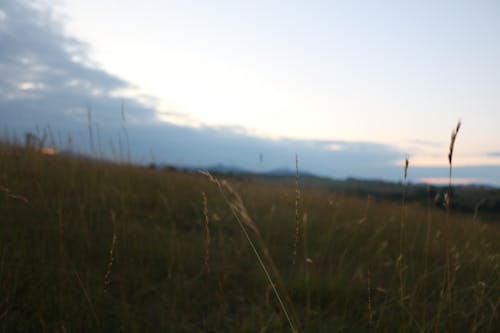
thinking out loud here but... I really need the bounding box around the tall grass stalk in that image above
[201,171,301,333]
[121,100,131,163]
[202,191,211,273]
[302,213,311,324]
[398,156,409,303]
[95,123,103,159]
[292,154,301,266]
[87,104,95,155]
[104,211,117,292]
[445,120,461,211]
[74,268,99,325]
[436,120,461,331]
[118,133,124,163]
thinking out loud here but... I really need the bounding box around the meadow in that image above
[0,142,499,332]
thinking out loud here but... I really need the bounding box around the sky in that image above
[1,0,500,185]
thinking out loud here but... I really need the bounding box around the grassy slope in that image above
[0,144,499,332]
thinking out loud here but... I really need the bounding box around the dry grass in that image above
[202,191,211,273]
[103,212,117,292]
[445,120,461,210]
[201,170,301,333]
[0,124,499,332]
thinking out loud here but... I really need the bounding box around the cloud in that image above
[0,8,6,26]
[0,0,407,180]
[488,152,500,157]
[124,124,405,180]
[408,139,442,148]
[1,1,498,187]
[0,0,155,129]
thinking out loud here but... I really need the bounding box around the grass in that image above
[0,142,499,332]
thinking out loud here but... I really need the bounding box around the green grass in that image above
[0,143,499,332]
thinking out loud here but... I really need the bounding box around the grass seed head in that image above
[448,120,461,165]
[404,156,409,181]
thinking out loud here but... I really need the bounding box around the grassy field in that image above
[0,143,499,332]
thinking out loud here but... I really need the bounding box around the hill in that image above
[189,163,500,224]
[0,144,499,332]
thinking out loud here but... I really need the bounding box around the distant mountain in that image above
[205,164,252,175]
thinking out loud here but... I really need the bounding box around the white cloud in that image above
[325,143,344,152]
[17,82,45,90]
[0,8,7,30]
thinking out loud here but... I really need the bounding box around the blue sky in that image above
[1,0,500,185]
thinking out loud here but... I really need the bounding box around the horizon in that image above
[1,1,500,185]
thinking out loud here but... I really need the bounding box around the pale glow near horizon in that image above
[418,178,482,186]
[57,0,500,167]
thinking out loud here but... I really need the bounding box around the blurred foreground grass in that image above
[0,144,499,332]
